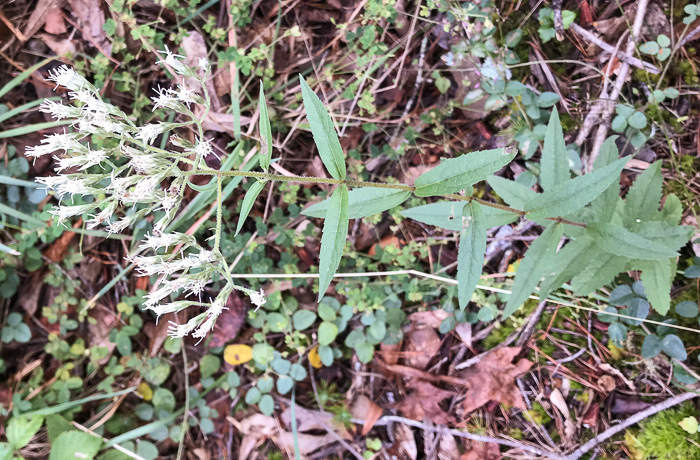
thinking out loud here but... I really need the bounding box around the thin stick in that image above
[569,23,659,73]
[584,0,650,171]
[351,415,566,459]
[565,391,700,460]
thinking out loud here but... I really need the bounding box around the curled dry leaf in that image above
[461,440,502,460]
[459,347,533,415]
[350,395,383,436]
[406,323,441,369]
[395,379,457,425]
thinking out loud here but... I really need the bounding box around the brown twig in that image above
[565,391,700,459]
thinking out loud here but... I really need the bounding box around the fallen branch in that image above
[569,23,659,74]
[565,391,700,460]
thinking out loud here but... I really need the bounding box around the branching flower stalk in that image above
[31,49,678,342]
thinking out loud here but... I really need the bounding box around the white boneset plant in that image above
[29,49,692,347]
[29,50,266,342]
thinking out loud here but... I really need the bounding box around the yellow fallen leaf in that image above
[137,382,153,401]
[224,344,253,365]
[308,346,322,369]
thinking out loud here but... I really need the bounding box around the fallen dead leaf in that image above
[350,395,383,436]
[43,218,81,262]
[17,271,44,316]
[597,375,616,393]
[23,0,62,39]
[406,323,441,369]
[394,422,417,460]
[281,404,350,438]
[209,293,246,348]
[39,34,77,56]
[43,2,67,34]
[396,379,456,425]
[438,433,460,459]
[459,347,533,415]
[461,440,502,460]
[65,0,111,55]
[409,309,451,329]
[549,388,576,445]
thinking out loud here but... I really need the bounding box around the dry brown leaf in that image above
[406,324,441,369]
[208,294,246,348]
[280,405,350,438]
[549,388,576,444]
[438,433,460,459]
[38,34,76,56]
[409,309,451,329]
[350,395,383,436]
[23,0,62,39]
[396,379,456,425]
[459,347,533,414]
[43,218,81,262]
[17,271,44,316]
[394,422,417,460]
[65,0,111,55]
[43,2,67,34]
[461,440,502,460]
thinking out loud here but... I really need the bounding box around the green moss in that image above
[627,403,700,460]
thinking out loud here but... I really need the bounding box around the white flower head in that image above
[250,288,266,310]
[49,203,96,221]
[86,201,118,229]
[192,314,216,343]
[39,99,80,120]
[151,86,179,111]
[157,46,188,75]
[208,297,227,318]
[167,316,202,339]
[137,123,164,145]
[47,65,90,91]
[198,57,209,70]
[175,84,196,106]
[190,138,219,161]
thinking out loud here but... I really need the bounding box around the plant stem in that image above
[214,174,223,251]
[178,169,590,229]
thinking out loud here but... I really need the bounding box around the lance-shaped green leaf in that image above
[258,85,273,171]
[503,223,563,319]
[589,136,620,222]
[486,176,537,210]
[457,202,487,309]
[657,193,682,225]
[636,259,675,315]
[633,222,693,252]
[299,75,346,180]
[401,201,517,231]
[586,222,680,260]
[623,161,662,227]
[524,155,628,219]
[303,188,410,220]
[318,185,349,301]
[414,148,515,197]
[235,180,267,236]
[539,234,595,298]
[570,250,629,295]
[540,110,568,191]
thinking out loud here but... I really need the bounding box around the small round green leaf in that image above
[639,41,660,55]
[662,334,687,361]
[276,376,293,394]
[317,321,338,346]
[292,310,316,331]
[257,376,274,393]
[271,358,291,375]
[318,345,334,366]
[675,301,699,318]
[355,342,374,364]
[289,363,307,381]
[627,111,647,130]
[642,334,663,359]
[245,387,261,405]
[318,303,337,322]
[258,395,274,415]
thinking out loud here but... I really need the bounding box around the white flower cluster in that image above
[29,50,267,343]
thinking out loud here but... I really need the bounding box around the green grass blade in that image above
[0,98,56,124]
[19,388,135,417]
[0,175,41,188]
[0,120,72,139]
[0,202,45,225]
[0,57,56,100]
